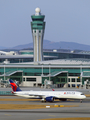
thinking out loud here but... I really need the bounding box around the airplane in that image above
[9,79,86,103]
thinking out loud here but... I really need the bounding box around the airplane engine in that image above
[59,98,67,101]
[45,96,54,102]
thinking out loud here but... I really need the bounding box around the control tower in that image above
[31,8,45,62]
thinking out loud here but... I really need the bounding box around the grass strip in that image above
[39,118,90,120]
[0,104,78,109]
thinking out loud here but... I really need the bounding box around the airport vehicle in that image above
[9,80,86,102]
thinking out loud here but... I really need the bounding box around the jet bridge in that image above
[0,70,23,84]
[81,71,90,89]
[42,71,68,88]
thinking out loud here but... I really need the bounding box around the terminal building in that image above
[0,59,90,88]
[0,8,90,88]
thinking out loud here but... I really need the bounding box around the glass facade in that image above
[0,64,90,86]
[43,51,90,59]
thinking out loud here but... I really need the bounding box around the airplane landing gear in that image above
[41,98,46,102]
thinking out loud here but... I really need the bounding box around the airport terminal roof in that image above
[0,55,33,59]
[5,58,90,67]
[0,55,57,59]
[38,59,90,65]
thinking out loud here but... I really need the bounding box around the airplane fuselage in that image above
[13,91,86,100]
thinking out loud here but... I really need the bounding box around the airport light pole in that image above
[49,63,51,81]
[42,63,43,76]
[4,64,5,80]
[80,64,82,85]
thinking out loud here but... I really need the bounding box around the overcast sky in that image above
[0,0,90,47]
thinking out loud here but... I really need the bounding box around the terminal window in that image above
[23,78,25,81]
[26,78,36,81]
[61,78,65,82]
[77,78,80,82]
[68,78,70,82]
[72,78,75,82]
[72,84,75,87]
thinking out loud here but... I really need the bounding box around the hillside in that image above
[1,40,90,51]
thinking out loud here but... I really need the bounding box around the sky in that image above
[0,0,90,47]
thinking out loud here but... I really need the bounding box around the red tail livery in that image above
[9,80,21,92]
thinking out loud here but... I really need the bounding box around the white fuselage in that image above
[13,91,86,100]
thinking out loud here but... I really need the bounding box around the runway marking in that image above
[4,114,11,116]
[48,115,56,117]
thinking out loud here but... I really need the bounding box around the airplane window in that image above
[81,94,84,95]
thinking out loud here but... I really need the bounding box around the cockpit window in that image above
[81,94,84,95]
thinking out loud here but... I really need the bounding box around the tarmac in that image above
[0,87,90,120]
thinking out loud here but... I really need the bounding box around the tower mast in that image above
[31,8,45,62]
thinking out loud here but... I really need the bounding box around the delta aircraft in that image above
[9,80,86,102]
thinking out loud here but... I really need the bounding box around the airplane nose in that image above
[84,95,86,99]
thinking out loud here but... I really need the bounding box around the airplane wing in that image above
[29,93,58,99]
[29,93,47,98]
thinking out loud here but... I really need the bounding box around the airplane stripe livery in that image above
[9,80,21,92]
[9,80,86,103]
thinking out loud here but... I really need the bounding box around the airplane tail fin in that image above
[9,79,22,92]
[52,89,55,91]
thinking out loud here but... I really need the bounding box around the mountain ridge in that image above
[1,40,90,51]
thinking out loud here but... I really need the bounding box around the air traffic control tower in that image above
[31,8,45,62]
